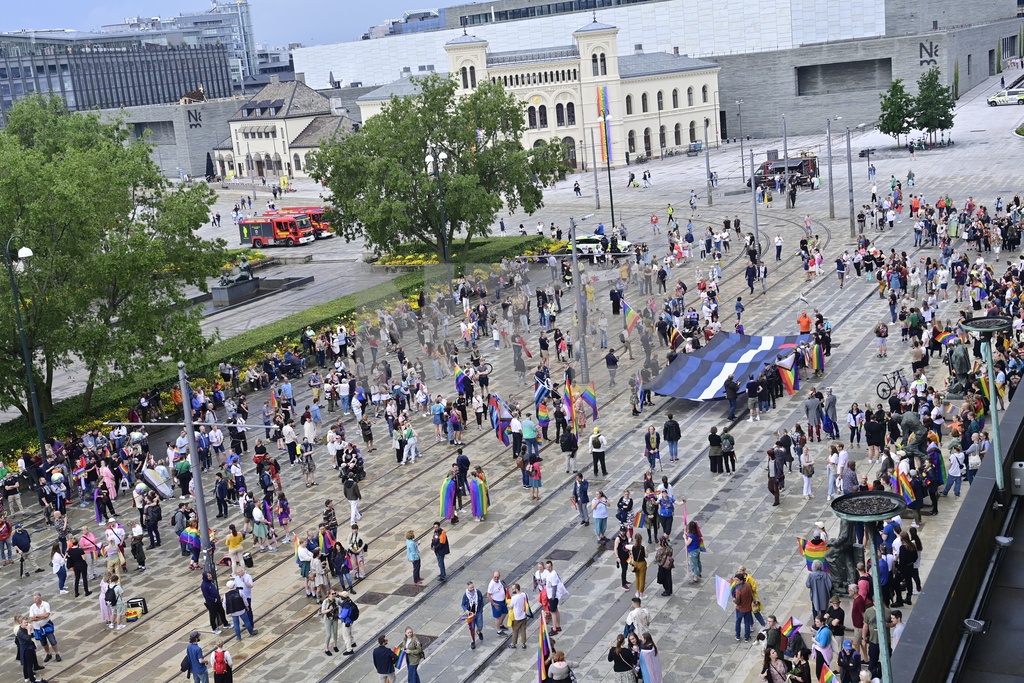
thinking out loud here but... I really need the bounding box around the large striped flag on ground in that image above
[623,300,641,335]
[581,381,598,419]
[798,537,830,572]
[646,333,812,401]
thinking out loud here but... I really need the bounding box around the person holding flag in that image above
[402,627,425,682]
[508,583,530,650]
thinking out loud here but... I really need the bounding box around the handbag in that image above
[800,464,815,477]
[968,453,982,470]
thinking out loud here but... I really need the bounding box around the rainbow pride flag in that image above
[681,505,707,552]
[934,330,956,345]
[270,389,278,409]
[468,477,488,517]
[622,301,641,336]
[537,400,550,427]
[440,477,457,519]
[489,394,512,446]
[780,616,803,638]
[596,86,612,163]
[818,666,837,683]
[563,380,576,434]
[891,470,916,504]
[798,537,830,572]
[776,354,800,395]
[581,382,598,420]
[393,645,406,671]
[811,342,825,372]
[454,364,470,394]
[634,509,646,529]
[538,611,554,681]
[317,529,336,554]
[978,374,991,402]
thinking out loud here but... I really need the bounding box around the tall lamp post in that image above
[425,150,450,264]
[846,127,856,238]
[826,116,841,220]
[656,95,664,159]
[832,491,907,683]
[736,100,745,181]
[177,362,218,578]
[704,118,713,207]
[569,214,593,384]
[3,238,48,464]
[596,115,615,228]
[961,317,1014,498]
[749,149,760,255]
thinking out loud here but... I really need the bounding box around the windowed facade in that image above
[689,120,696,143]
[628,129,636,153]
[566,102,576,125]
[625,94,633,115]
[674,123,682,146]
[701,84,708,103]
[672,88,679,108]
[538,104,548,128]
[556,102,565,126]
[657,90,663,111]
[641,92,648,112]
[528,105,537,128]
[687,86,694,106]
[643,127,651,154]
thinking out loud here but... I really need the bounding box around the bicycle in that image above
[876,368,908,399]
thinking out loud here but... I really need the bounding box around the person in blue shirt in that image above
[186,631,208,683]
[656,489,684,537]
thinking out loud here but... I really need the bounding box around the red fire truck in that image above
[278,206,334,239]
[238,213,315,248]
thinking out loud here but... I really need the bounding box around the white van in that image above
[987,89,1024,106]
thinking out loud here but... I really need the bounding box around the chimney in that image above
[634,44,643,55]
[294,72,305,84]
[270,74,280,84]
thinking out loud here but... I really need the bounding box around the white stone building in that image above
[358,22,720,169]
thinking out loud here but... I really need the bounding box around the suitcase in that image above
[127,596,149,615]
[243,552,254,568]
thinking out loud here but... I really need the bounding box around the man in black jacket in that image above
[723,375,739,420]
[662,415,682,462]
[372,635,397,680]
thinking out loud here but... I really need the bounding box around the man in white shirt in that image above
[234,565,256,626]
[509,583,529,649]
[326,426,341,468]
[282,421,298,465]
[486,571,509,637]
[540,561,564,633]
[626,597,651,636]
[28,593,62,661]
[836,445,850,479]
[209,427,225,468]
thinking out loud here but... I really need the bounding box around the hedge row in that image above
[0,237,545,457]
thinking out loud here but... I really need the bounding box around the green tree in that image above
[0,95,225,418]
[307,73,566,263]
[914,66,956,141]
[877,78,915,145]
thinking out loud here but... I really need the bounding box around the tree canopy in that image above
[0,95,225,418]
[914,67,956,139]
[307,73,566,262]
[877,78,914,144]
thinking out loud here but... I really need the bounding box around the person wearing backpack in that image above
[222,579,257,641]
[589,428,608,477]
[211,644,233,683]
[105,575,127,630]
[559,431,578,474]
[337,590,360,655]
[172,504,190,556]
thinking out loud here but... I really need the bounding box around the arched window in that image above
[591,54,599,76]
[599,53,607,75]
[641,93,649,113]
[643,128,652,154]
[689,121,697,143]
[702,85,708,103]
[556,103,565,127]
[687,87,694,106]
[461,67,469,89]
[625,95,633,115]
[293,153,302,171]
[514,74,519,86]
[566,102,576,125]
[628,130,636,154]
[674,123,682,146]
[657,91,664,111]
[538,105,548,128]
[659,125,666,149]
[573,68,577,80]
[672,88,679,108]
[469,65,477,88]
[527,106,537,129]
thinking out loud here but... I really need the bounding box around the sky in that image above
[2,0,436,47]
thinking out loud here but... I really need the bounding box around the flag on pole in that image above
[516,336,534,359]
[622,301,641,336]
[581,382,598,420]
[563,380,577,434]
[454,364,470,394]
[776,353,800,395]
[818,666,837,683]
[714,575,733,611]
[534,381,550,413]
[489,394,513,446]
[890,470,916,504]
[798,537,830,572]
[596,86,612,163]
[393,645,406,671]
[538,611,554,681]
[934,330,956,345]
[780,616,803,638]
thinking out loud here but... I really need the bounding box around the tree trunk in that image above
[82,365,99,413]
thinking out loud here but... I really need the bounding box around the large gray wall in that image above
[885,0,1016,38]
[714,18,1023,138]
[101,99,243,178]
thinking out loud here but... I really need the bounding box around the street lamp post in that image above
[749,149,760,255]
[846,128,856,238]
[3,238,48,466]
[704,119,713,207]
[597,115,615,228]
[569,214,592,384]
[656,97,664,159]
[425,151,450,264]
[177,362,218,578]
[782,114,791,209]
[736,100,745,181]
[826,116,841,220]
[961,317,1014,498]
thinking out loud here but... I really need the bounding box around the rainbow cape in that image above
[581,382,598,420]
[440,477,457,519]
[978,374,991,402]
[468,477,488,518]
[811,343,825,372]
[537,400,550,428]
[780,616,803,638]
[118,461,130,477]
[270,390,279,409]
[537,611,554,682]
[506,594,534,627]
[623,300,641,335]
[317,529,336,555]
[454,364,470,394]
[180,527,202,549]
[797,537,830,572]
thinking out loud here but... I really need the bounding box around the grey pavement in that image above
[4,68,1022,683]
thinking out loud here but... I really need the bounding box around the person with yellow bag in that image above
[738,565,767,628]
[507,583,532,650]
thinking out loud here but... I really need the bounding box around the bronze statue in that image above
[824,519,859,596]
[219,256,254,287]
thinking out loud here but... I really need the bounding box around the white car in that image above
[573,234,633,256]
[987,89,1024,106]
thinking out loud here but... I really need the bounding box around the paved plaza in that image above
[4,69,1024,683]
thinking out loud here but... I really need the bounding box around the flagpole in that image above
[569,215,591,384]
[178,362,218,579]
